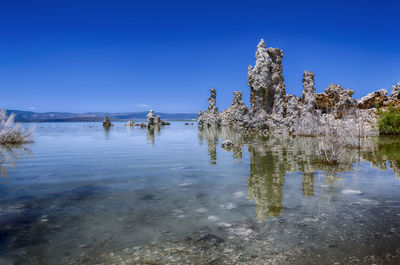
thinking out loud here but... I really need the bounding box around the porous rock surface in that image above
[315,83,357,118]
[197,39,399,136]
[198,89,220,126]
[358,89,387,109]
[220,91,249,126]
[384,82,400,107]
[146,110,155,128]
[145,110,170,127]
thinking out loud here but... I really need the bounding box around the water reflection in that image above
[103,125,111,139]
[198,126,400,221]
[198,126,219,165]
[0,144,32,179]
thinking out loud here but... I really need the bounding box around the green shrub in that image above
[378,106,400,135]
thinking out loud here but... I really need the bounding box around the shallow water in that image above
[0,122,400,264]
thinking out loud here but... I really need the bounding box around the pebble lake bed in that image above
[0,122,400,264]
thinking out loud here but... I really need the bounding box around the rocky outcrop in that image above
[357,89,387,109]
[197,38,398,136]
[198,89,220,126]
[103,116,112,127]
[315,84,357,118]
[247,39,285,128]
[390,82,400,100]
[384,82,400,107]
[301,71,316,114]
[220,91,249,126]
[145,111,170,127]
[285,95,300,130]
[146,110,155,127]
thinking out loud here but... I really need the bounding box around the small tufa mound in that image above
[0,110,33,144]
[125,121,135,126]
[146,110,155,127]
[146,110,170,127]
[102,116,112,127]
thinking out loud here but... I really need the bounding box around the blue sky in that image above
[0,0,399,113]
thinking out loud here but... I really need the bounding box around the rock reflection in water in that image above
[0,144,32,178]
[147,125,162,145]
[199,126,400,222]
[198,126,219,164]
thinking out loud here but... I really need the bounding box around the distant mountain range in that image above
[5,109,198,122]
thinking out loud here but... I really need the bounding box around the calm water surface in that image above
[0,122,400,264]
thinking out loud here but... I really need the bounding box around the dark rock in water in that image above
[102,116,112,127]
[141,194,155,200]
[188,231,224,246]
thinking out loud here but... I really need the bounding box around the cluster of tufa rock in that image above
[198,39,400,135]
[125,110,171,128]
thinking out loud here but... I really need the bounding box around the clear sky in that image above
[0,0,399,113]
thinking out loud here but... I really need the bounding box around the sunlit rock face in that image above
[154,115,161,124]
[146,110,155,128]
[315,83,357,118]
[220,91,249,126]
[358,89,387,109]
[301,71,316,114]
[285,95,301,130]
[247,39,285,130]
[198,89,220,127]
[384,82,400,107]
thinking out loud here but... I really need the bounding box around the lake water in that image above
[0,122,400,264]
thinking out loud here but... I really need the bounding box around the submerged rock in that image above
[221,139,234,149]
[102,116,112,127]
